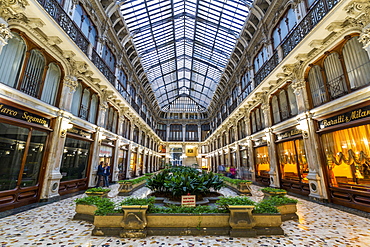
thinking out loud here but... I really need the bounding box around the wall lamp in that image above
[60,120,73,138]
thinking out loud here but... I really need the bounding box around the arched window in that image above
[71,82,82,116]
[343,37,370,89]
[73,4,97,48]
[254,46,268,72]
[20,49,46,98]
[287,84,298,116]
[80,89,91,120]
[308,65,326,107]
[41,62,61,105]
[0,32,26,87]
[271,95,280,124]
[88,94,98,123]
[272,7,297,49]
[102,45,116,72]
[323,52,347,98]
[279,90,289,119]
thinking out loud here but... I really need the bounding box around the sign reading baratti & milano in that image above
[0,103,50,127]
[277,128,302,140]
[319,105,370,129]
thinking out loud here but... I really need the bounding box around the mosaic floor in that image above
[0,185,370,247]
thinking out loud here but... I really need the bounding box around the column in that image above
[166,124,170,142]
[182,124,186,142]
[126,144,132,179]
[292,79,310,113]
[198,124,201,142]
[247,137,256,182]
[59,76,78,112]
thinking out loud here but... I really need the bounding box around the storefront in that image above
[318,104,370,212]
[276,128,310,196]
[254,143,270,186]
[239,146,251,180]
[98,141,115,183]
[59,127,93,195]
[0,99,51,211]
[117,147,128,180]
[129,149,138,178]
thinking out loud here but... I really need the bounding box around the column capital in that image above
[0,22,12,45]
[1,0,29,21]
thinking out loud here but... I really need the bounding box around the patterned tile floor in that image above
[0,184,370,247]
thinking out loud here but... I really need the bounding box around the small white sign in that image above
[181,195,196,207]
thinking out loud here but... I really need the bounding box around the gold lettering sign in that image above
[0,103,49,127]
[277,128,302,140]
[319,106,370,129]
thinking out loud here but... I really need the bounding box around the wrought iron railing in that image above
[91,49,116,85]
[37,0,89,55]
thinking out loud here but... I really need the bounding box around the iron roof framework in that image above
[121,0,251,113]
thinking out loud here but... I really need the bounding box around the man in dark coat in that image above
[96,161,105,187]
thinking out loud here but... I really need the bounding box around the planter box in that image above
[224,181,252,195]
[118,180,147,196]
[147,213,229,228]
[73,204,98,222]
[253,214,284,235]
[85,191,109,198]
[276,203,298,221]
[228,205,256,237]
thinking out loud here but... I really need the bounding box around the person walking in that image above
[103,163,111,187]
[217,164,225,175]
[96,161,104,187]
[230,165,236,179]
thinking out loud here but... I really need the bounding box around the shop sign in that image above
[99,145,113,157]
[181,195,196,207]
[0,103,49,127]
[318,105,370,129]
[277,128,302,140]
[67,127,92,139]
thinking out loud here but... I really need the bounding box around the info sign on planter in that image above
[181,195,196,207]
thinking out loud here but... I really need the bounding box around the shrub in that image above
[119,197,155,206]
[253,200,279,214]
[222,176,252,185]
[75,196,120,215]
[263,196,298,206]
[86,187,111,193]
[261,187,287,193]
[216,196,255,210]
[148,205,228,214]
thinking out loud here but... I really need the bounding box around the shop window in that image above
[60,137,91,181]
[277,139,308,183]
[0,32,62,106]
[255,146,270,177]
[321,125,370,189]
[0,122,47,191]
[73,4,97,48]
[272,7,297,49]
[70,81,99,124]
[307,35,370,107]
[271,83,298,124]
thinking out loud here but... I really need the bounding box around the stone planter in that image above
[120,205,149,238]
[262,190,287,200]
[228,205,256,237]
[253,213,284,235]
[118,180,146,196]
[92,214,124,237]
[224,181,252,195]
[85,191,109,198]
[276,203,298,221]
[73,204,98,222]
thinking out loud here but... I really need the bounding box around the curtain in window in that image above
[343,37,370,89]
[88,94,98,123]
[271,95,280,124]
[80,89,90,120]
[0,33,26,87]
[321,125,370,187]
[255,146,270,177]
[251,112,256,133]
[112,110,118,133]
[20,49,45,98]
[324,52,347,98]
[279,90,289,120]
[41,63,61,105]
[278,140,299,180]
[71,82,82,116]
[308,65,327,106]
[287,84,298,116]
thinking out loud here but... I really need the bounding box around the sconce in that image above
[98,133,106,144]
[296,120,309,138]
[60,120,73,138]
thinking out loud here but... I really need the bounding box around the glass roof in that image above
[120,0,251,113]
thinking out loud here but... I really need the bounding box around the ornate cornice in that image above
[0,0,29,20]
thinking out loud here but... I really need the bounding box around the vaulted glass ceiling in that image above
[120,0,251,113]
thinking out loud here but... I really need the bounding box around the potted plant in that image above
[261,187,287,199]
[216,196,256,237]
[85,187,111,197]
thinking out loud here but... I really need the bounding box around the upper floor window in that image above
[185,124,198,141]
[0,31,62,106]
[250,105,265,134]
[271,83,298,124]
[106,105,118,133]
[237,118,247,140]
[71,81,99,123]
[307,35,370,107]
[229,127,235,144]
[73,4,97,47]
[254,46,269,72]
[169,124,182,141]
[102,45,116,71]
[272,7,297,49]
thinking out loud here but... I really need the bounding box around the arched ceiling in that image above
[120,0,252,113]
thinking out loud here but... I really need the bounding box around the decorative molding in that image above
[0,22,12,45]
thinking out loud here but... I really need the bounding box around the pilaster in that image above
[59,75,78,111]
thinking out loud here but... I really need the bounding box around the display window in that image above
[130,152,137,177]
[0,122,48,191]
[239,149,251,180]
[321,124,370,189]
[60,137,91,181]
[277,139,308,183]
[118,149,128,180]
[255,146,270,177]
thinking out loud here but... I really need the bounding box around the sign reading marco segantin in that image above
[318,105,370,129]
[0,103,50,127]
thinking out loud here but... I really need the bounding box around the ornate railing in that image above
[254,0,339,86]
[37,0,89,55]
[131,101,140,113]
[91,49,116,85]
